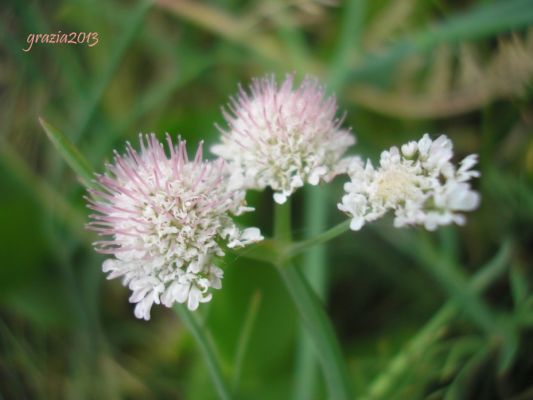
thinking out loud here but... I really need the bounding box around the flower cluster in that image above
[211,74,355,204]
[87,134,262,320]
[338,134,480,231]
[86,75,482,320]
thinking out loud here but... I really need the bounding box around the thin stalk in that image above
[292,187,328,400]
[274,200,353,400]
[274,199,292,242]
[0,140,90,242]
[285,220,351,260]
[39,118,95,189]
[175,305,233,400]
[72,0,152,141]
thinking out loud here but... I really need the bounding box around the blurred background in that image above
[1,0,533,399]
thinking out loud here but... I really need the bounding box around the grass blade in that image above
[232,291,262,391]
[39,118,95,189]
[351,0,533,81]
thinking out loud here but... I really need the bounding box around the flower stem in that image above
[174,305,233,400]
[274,200,353,400]
[274,199,292,242]
[293,186,328,400]
[285,219,351,260]
[277,264,353,400]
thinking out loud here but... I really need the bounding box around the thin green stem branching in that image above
[285,220,351,260]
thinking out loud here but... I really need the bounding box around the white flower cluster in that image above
[87,134,262,320]
[212,74,355,204]
[338,134,480,231]
[86,74,482,320]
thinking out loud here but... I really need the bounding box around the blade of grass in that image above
[39,118,95,189]
[415,234,512,341]
[72,0,152,141]
[155,0,284,64]
[365,238,512,399]
[0,140,89,242]
[8,0,87,96]
[174,305,233,400]
[444,344,493,400]
[374,225,515,343]
[232,291,262,392]
[350,0,533,82]
[89,52,213,164]
[268,0,313,72]
[327,0,367,89]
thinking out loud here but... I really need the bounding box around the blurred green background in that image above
[1,0,533,399]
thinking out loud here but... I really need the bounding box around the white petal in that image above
[273,192,287,204]
[187,286,201,311]
[349,217,365,231]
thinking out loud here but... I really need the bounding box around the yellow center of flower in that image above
[375,167,418,204]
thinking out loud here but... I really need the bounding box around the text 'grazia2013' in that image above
[23,31,99,52]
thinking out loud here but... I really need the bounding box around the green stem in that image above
[285,220,351,260]
[277,264,353,400]
[292,186,328,400]
[274,199,292,242]
[274,201,353,400]
[228,239,279,264]
[174,305,233,400]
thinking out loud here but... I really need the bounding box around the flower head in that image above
[87,134,262,320]
[212,74,356,204]
[338,134,480,231]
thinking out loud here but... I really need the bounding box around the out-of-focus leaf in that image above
[39,118,95,188]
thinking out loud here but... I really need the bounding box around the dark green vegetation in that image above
[1,0,533,399]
